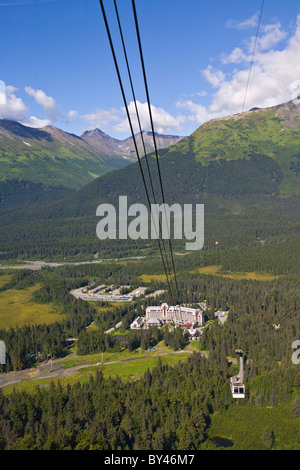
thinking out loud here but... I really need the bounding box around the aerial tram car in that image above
[230,349,245,399]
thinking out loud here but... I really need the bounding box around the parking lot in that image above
[70,285,147,303]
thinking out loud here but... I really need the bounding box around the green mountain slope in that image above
[81,129,183,163]
[0,120,184,209]
[1,100,300,260]
[166,100,300,196]
[0,120,130,191]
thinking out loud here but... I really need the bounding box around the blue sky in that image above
[1,0,300,138]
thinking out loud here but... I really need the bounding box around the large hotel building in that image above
[145,303,205,326]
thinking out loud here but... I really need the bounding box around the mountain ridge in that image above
[0,119,184,198]
[1,99,300,260]
[81,127,184,161]
[161,99,300,196]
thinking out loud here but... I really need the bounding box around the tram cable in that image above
[242,0,265,113]
[260,301,300,340]
[98,0,178,307]
[230,0,266,398]
[131,0,180,304]
[112,0,179,306]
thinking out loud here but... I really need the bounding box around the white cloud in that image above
[25,86,63,121]
[221,47,248,64]
[0,80,6,105]
[80,107,122,130]
[226,13,260,30]
[202,65,226,88]
[249,22,287,53]
[68,109,78,120]
[81,101,186,135]
[21,116,51,128]
[113,101,186,135]
[0,84,28,121]
[177,14,300,127]
[222,21,287,64]
[0,82,66,128]
[176,99,220,125]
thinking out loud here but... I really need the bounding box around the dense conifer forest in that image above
[0,237,299,449]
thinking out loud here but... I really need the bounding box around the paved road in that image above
[0,348,238,389]
[0,350,210,389]
[0,256,146,271]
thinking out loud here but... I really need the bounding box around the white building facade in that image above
[130,316,145,329]
[146,303,205,326]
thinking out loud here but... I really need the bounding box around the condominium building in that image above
[146,303,205,326]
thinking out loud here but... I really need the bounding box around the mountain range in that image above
[0,119,184,193]
[81,128,183,162]
[0,99,300,260]
[59,98,300,210]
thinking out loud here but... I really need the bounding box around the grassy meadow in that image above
[1,351,192,395]
[0,284,63,329]
[193,265,280,281]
